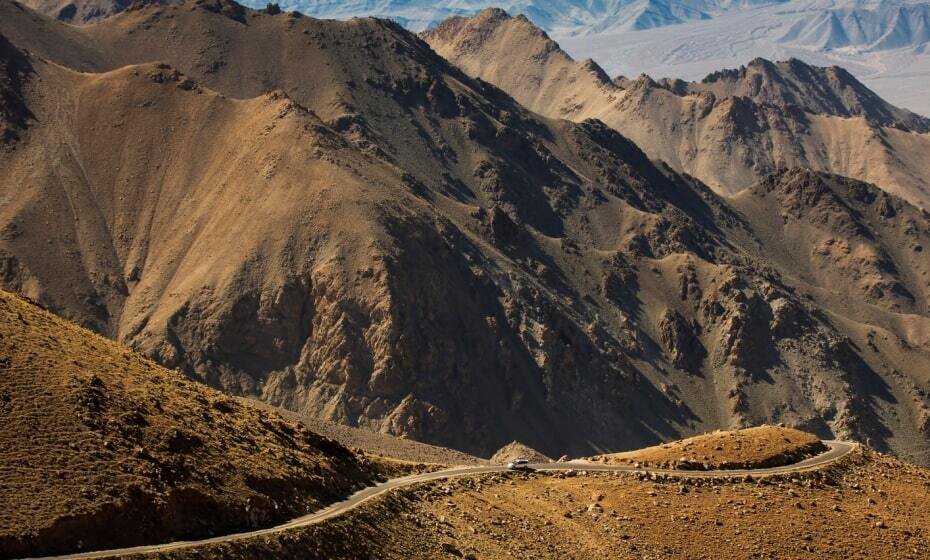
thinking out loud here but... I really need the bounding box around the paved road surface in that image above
[25,440,856,560]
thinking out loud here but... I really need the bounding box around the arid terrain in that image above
[424,8,930,208]
[256,402,487,466]
[9,282,919,560]
[397,448,929,560]
[489,441,551,464]
[2,0,930,558]
[0,0,929,466]
[109,434,930,560]
[18,0,170,23]
[0,288,389,558]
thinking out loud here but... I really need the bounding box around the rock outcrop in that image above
[490,441,551,464]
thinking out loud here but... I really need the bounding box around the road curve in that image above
[24,440,856,560]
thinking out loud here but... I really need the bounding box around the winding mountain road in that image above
[26,440,856,560]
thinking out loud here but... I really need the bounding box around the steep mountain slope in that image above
[0,0,740,456]
[33,0,930,115]
[0,0,929,466]
[424,9,930,206]
[0,289,379,558]
[0,34,31,145]
[16,0,930,114]
[18,0,171,23]
[688,57,930,130]
[226,0,930,115]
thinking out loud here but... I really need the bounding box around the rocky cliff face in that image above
[0,0,928,464]
[0,34,33,145]
[423,8,930,208]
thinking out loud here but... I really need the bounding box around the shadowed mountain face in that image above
[423,8,930,207]
[0,34,34,144]
[0,0,928,463]
[18,0,171,23]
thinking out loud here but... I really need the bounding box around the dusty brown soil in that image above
[0,289,381,558]
[142,447,930,560]
[588,426,826,469]
[408,450,930,560]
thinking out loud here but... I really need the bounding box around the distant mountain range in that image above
[241,0,930,115]
[256,0,930,43]
[255,0,786,34]
[425,7,930,205]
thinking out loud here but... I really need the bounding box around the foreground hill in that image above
[133,432,930,560]
[0,0,929,465]
[0,289,380,558]
[377,448,929,559]
[423,8,930,207]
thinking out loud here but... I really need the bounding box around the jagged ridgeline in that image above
[423,8,930,207]
[0,0,929,465]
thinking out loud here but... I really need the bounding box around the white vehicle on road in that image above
[507,458,532,470]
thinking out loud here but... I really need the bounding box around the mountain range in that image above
[425,8,930,205]
[557,0,930,115]
[174,0,929,116]
[2,0,929,467]
[218,0,930,41]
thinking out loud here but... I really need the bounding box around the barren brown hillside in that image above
[133,441,930,560]
[423,8,930,208]
[0,0,928,466]
[396,448,930,560]
[0,289,383,558]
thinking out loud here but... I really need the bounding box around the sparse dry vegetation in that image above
[404,450,930,560]
[130,445,930,560]
[0,290,380,558]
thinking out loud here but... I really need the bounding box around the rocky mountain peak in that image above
[421,9,930,209]
[423,5,561,62]
[696,57,930,132]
